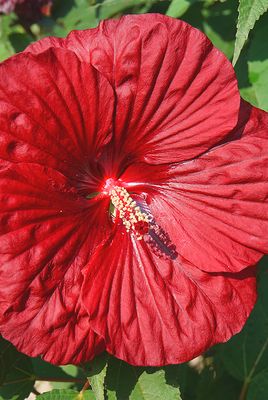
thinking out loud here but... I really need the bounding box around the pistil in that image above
[110,186,149,240]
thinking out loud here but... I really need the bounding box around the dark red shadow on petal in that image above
[216,99,252,145]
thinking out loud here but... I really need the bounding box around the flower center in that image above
[104,180,149,240]
[102,178,178,260]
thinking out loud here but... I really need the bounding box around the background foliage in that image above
[0,0,267,399]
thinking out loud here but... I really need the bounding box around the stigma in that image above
[110,186,150,240]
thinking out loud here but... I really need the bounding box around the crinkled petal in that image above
[122,102,268,273]
[0,47,114,185]
[0,162,110,363]
[82,229,256,366]
[0,48,114,363]
[26,14,240,164]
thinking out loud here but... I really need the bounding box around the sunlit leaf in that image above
[0,15,15,61]
[97,0,160,19]
[104,357,181,400]
[130,370,181,400]
[248,13,268,111]
[166,0,198,18]
[54,0,98,31]
[37,389,94,399]
[233,0,268,65]
[87,353,108,400]
[239,86,259,106]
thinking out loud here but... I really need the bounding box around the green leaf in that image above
[247,371,268,400]
[248,13,268,111]
[235,45,259,106]
[0,337,35,400]
[8,32,33,53]
[239,86,259,106]
[54,0,98,32]
[233,0,268,65]
[203,0,237,59]
[105,358,143,400]
[131,370,181,400]
[104,357,181,400]
[165,364,199,400]
[0,15,15,61]
[166,0,198,18]
[37,389,94,399]
[0,14,33,61]
[203,21,234,59]
[0,340,88,399]
[55,0,160,31]
[181,0,237,59]
[97,0,160,19]
[86,353,108,400]
[138,1,157,13]
[219,257,268,391]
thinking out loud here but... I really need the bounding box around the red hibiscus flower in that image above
[0,14,267,366]
[0,0,53,21]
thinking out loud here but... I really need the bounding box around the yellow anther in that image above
[110,185,149,239]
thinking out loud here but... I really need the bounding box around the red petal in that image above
[82,229,256,366]
[0,47,114,183]
[26,14,240,164]
[0,162,110,363]
[0,166,110,364]
[127,102,268,273]
[25,19,116,71]
[0,48,114,363]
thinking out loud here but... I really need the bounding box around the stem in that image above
[80,380,90,395]
[239,336,268,400]
[239,378,250,400]
[37,377,85,383]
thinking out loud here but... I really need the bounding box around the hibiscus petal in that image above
[132,102,268,273]
[0,46,114,183]
[0,47,114,363]
[0,162,110,363]
[25,19,117,76]
[26,14,240,164]
[0,289,105,365]
[82,229,256,366]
